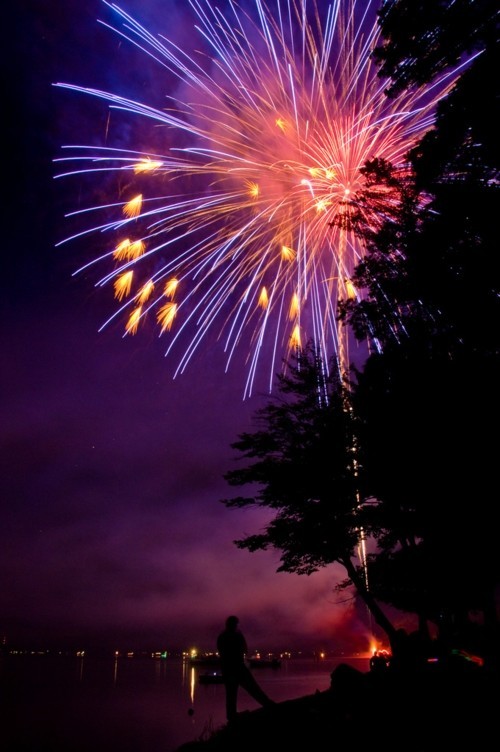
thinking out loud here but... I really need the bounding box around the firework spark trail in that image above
[54,0,460,397]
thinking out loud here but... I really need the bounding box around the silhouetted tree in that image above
[372,0,498,97]
[221,343,399,648]
[221,3,499,658]
[338,1,500,649]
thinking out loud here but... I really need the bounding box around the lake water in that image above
[2,653,370,751]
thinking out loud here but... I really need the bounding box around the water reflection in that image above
[77,655,84,682]
[190,666,196,704]
[181,655,189,681]
[154,656,167,682]
[3,653,370,752]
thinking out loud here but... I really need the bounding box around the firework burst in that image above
[54,0,458,396]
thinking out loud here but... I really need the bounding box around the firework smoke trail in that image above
[54,0,459,397]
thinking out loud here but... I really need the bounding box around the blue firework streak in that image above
[54,0,462,396]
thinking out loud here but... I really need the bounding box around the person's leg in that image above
[239,666,275,707]
[224,676,238,722]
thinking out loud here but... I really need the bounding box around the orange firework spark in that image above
[54,0,462,395]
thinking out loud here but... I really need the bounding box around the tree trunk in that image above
[342,555,398,650]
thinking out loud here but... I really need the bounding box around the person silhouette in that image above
[216,615,275,723]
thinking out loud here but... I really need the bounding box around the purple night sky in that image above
[2,0,402,655]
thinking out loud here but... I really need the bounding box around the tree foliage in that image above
[339,0,500,641]
[222,345,361,575]
[373,0,498,97]
[221,2,499,654]
[222,343,400,643]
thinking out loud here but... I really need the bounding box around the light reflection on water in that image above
[2,654,369,752]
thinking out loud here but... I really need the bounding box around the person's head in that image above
[225,615,239,631]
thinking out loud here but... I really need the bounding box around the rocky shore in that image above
[176,658,498,751]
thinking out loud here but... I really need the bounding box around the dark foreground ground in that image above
[176,658,499,752]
